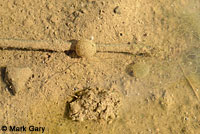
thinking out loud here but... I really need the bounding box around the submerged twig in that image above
[179,63,200,101]
[0,38,72,52]
[0,38,152,56]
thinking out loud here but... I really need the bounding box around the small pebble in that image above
[114,6,121,14]
[4,66,32,95]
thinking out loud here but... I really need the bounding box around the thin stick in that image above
[97,43,135,53]
[0,38,72,52]
[179,63,200,101]
[0,38,152,55]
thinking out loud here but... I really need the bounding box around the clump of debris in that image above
[68,87,121,123]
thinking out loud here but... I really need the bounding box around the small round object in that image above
[75,39,96,58]
[129,62,150,78]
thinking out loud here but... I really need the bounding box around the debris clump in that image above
[68,87,121,123]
